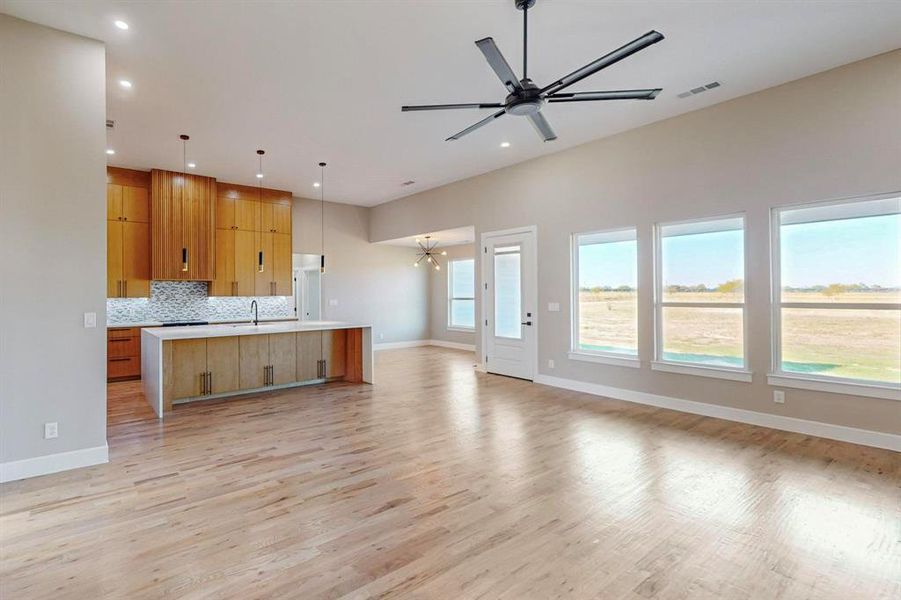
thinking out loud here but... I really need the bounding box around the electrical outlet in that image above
[44,422,58,439]
[773,390,785,404]
[547,302,560,312]
[548,359,555,369]
[379,332,384,341]
[84,312,97,328]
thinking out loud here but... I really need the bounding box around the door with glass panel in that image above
[483,228,537,380]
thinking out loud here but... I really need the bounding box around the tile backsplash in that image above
[107,281,293,324]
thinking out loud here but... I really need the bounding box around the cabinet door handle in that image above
[109,357,130,362]
[200,372,206,395]
[208,371,213,394]
[124,280,128,297]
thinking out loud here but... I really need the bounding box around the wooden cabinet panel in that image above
[122,221,151,297]
[108,221,123,297]
[255,232,274,296]
[211,228,235,296]
[207,336,240,394]
[122,186,150,223]
[324,329,346,379]
[296,331,322,381]
[235,230,257,296]
[271,202,292,234]
[236,198,259,231]
[272,233,293,296]
[107,184,122,221]
[239,335,269,389]
[108,335,139,358]
[216,194,236,230]
[107,327,142,381]
[108,356,140,379]
[171,339,207,400]
[151,169,216,281]
[269,333,297,385]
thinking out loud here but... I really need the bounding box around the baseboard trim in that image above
[534,374,900,452]
[0,443,109,483]
[374,339,475,352]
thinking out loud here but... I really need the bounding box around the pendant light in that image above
[413,235,446,271]
[257,149,265,273]
[319,161,327,274]
[180,134,190,272]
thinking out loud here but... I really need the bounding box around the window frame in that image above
[447,257,476,331]
[569,226,640,367]
[769,193,901,400]
[652,213,752,382]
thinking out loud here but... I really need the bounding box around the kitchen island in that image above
[141,321,372,417]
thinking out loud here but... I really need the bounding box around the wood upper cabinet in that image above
[151,169,216,281]
[254,232,274,296]
[261,201,292,234]
[211,228,235,297]
[272,233,293,295]
[107,168,151,297]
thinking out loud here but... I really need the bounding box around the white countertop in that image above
[109,317,297,328]
[142,320,371,341]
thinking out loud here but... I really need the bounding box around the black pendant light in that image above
[319,161,326,274]
[180,134,190,272]
[413,235,446,271]
[257,149,265,273]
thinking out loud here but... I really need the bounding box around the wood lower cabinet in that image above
[323,329,346,379]
[269,333,297,385]
[206,337,240,394]
[108,327,142,381]
[239,335,270,389]
[170,337,239,401]
[296,331,322,381]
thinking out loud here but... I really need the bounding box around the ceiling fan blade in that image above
[475,37,523,93]
[446,109,507,141]
[539,31,664,96]
[528,112,557,142]
[402,102,504,112]
[547,88,662,103]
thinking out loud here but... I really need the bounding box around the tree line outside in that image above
[580,279,899,297]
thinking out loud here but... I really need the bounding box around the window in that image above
[571,228,638,362]
[771,195,900,393]
[448,258,475,330]
[654,215,748,379]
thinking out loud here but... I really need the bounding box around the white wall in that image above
[292,196,428,344]
[429,243,476,346]
[0,16,108,477]
[369,51,901,436]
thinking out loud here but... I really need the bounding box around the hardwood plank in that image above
[2,347,898,600]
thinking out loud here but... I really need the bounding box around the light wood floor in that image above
[1,347,898,599]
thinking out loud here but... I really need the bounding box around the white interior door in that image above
[483,227,537,380]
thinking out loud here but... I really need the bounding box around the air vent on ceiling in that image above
[106,119,115,129]
[401,180,416,186]
[676,81,722,99]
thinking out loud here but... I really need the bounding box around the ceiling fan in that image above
[402,0,664,142]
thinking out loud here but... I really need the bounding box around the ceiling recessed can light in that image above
[106,148,115,155]
[500,141,511,148]
[256,173,264,179]
[187,162,196,169]
[114,20,129,30]
[119,79,132,88]
[313,182,320,188]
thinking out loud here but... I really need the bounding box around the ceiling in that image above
[3,1,900,206]
[378,226,475,248]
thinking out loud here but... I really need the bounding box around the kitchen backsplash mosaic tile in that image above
[107,281,293,324]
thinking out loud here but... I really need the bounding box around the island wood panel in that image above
[151,169,216,281]
[207,336,240,394]
[269,333,297,385]
[323,329,346,379]
[170,338,207,400]
[122,221,151,297]
[239,335,269,389]
[296,331,322,381]
[343,327,364,383]
[211,228,235,296]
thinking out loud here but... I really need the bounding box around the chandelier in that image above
[413,235,447,271]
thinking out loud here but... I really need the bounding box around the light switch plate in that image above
[773,390,785,404]
[44,422,58,439]
[328,299,338,307]
[84,312,97,328]
[548,359,555,369]
[548,302,560,312]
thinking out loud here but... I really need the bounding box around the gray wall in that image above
[292,196,428,344]
[430,243,476,346]
[0,17,108,463]
[369,50,901,435]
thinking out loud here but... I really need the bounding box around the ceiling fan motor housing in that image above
[505,79,545,116]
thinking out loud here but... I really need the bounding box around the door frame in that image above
[479,225,539,380]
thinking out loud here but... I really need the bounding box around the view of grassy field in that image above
[578,289,900,383]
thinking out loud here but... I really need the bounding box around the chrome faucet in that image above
[250,300,259,326]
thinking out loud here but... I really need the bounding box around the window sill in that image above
[447,326,475,333]
[651,361,752,382]
[568,352,640,368]
[767,373,901,401]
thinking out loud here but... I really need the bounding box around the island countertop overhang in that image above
[142,320,372,342]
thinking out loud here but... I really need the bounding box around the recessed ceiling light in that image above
[114,20,129,30]
[500,141,511,148]
[187,162,196,169]
[119,79,132,89]
[105,149,115,155]
[256,173,264,179]
[313,182,320,188]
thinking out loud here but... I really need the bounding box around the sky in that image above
[578,213,900,289]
